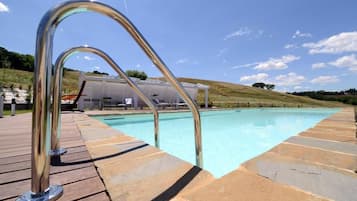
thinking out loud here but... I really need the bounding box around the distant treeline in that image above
[0,46,78,72]
[290,88,357,105]
[0,47,144,78]
[0,46,34,72]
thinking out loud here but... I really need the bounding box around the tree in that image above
[0,46,34,71]
[345,88,357,95]
[265,84,275,90]
[252,82,265,89]
[125,70,147,80]
[0,47,11,68]
[92,70,109,75]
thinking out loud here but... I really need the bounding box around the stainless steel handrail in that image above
[19,0,202,200]
[51,46,160,155]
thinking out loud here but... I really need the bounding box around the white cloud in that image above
[135,64,141,68]
[231,62,258,69]
[257,30,264,37]
[240,73,269,83]
[303,31,357,54]
[293,85,310,91]
[311,76,339,84]
[123,0,128,13]
[0,2,9,12]
[274,72,305,86]
[224,27,251,40]
[217,48,227,57]
[312,62,326,69]
[233,55,300,70]
[329,54,357,72]
[284,44,298,49]
[254,55,300,71]
[94,66,100,70]
[176,58,189,64]
[292,30,312,39]
[84,56,95,61]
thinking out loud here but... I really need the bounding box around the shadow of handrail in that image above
[151,166,202,201]
[51,143,148,166]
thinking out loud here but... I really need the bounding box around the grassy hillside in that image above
[0,68,81,94]
[177,78,345,108]
[0,68,345,107]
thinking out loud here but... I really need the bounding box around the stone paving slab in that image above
[286,136,357,155]
[300,131,357,143]
[242,153,357,201]
[180,167,328,201]
[270,143,357,172]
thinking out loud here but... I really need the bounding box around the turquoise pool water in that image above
[94,108,338,177]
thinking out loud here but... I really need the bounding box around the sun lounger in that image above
[152,98,170,109]
[117,97,133,110]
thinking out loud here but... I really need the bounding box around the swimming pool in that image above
[94,108,338,177]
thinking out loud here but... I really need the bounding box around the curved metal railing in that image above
[18,1,202,200]
[51,46,160,157]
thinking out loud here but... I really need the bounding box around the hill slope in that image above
[0,69,344,107]
[0,68,81,94]
[177,78,344,107]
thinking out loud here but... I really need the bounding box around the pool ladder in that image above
[51,46,160,155]
[17,0,202,200]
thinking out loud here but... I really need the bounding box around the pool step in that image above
[74,114,215,201]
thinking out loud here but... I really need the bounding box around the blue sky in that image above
[0,0,356,92]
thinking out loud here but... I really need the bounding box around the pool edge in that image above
[74,107,356,201]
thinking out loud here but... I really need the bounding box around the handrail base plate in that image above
[50,148,67,156]
[16,185,63,201]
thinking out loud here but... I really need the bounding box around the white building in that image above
[77,73,209,110]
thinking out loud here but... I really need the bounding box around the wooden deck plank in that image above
[0,160,29,174]
[0,166,99,200]
[0,151,94,185]
[58,177,106,201]
[0,145,87,165]
[77,192,110,201]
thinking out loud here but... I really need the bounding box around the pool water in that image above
[94,108,338,177]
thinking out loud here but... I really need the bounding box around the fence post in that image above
[0,96,3,118]
[11,98,16,116]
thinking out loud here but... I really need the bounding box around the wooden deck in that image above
[0,112,110,201]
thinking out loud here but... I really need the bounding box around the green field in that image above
[2,109,32,116]
[0,68,81,94]
[177,78,345,108]
[0,68,346,108]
